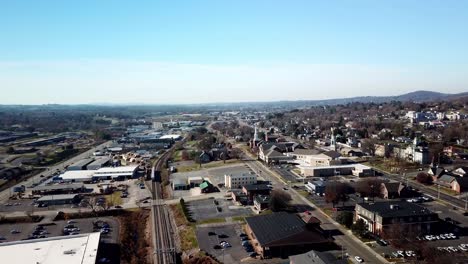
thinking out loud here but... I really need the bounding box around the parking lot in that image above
[187,197,253,221]
[0,217,119,244]
[196,224,258,264]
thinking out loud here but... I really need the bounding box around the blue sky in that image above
[1,1,467,104]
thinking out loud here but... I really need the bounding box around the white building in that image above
[0,232,101,264]
[60,170,97,182]
[92,165,139,180]
[224,173,257,189]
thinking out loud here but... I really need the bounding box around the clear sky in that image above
[1,1,467,104]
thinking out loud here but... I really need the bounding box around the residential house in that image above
[380,182,407,199]
[198,151,211,163]
[452,177,468,193]
[428,166,447,182]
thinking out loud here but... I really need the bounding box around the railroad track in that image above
[151,150,176,264]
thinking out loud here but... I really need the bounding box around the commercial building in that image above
[172,178,188,190]
[224,173,257,189]
[59,170,96,183]
[299,164,373,177]
[0,232,101,264]
[36,194,81,206]
[92,165,139,180]
[159,134,182,141]
[67,158,95,171]
[355,201,439,235]
[188,176,204,188]
[245,212,330,258]
[32,183,86,195]
[305,181,326,195]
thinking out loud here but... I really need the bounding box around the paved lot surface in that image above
[0,217,119,244]
[196,224,257,264]
[188,198,253,221]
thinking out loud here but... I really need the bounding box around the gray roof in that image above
[292,149,321,155]
[245,212,305,245]
[68,158,95,169]
[323,150,341,159]
[289,250,346,264]
[357,201,435,218]
[33,183,84,191]
[86,157,110,167]
[438,174,456,184]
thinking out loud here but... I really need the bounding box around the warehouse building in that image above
[86,157,111,170]
[67,158,95,171]
[92,165,139,180]
[59,170,96,183]
[0,232,101,264]
[32,183,86,195]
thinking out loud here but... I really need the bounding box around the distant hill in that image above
[257,90,468,108]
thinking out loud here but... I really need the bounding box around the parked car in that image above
[354,256,364,263]
[10,229,21,234]
[208,231,216,236]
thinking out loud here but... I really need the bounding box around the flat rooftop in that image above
[94,165,138,174]
[0,232,100,264]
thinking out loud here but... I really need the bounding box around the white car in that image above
[397,251,404,257]
[354,256,364,263]
[425,235,433,241]
[439,234,446,239]
[458,245,467,251]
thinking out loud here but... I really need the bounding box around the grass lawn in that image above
[322,207,335,217]
[105,191,123,206]
[202,159,242,169]
[186,140,199,148]
[170,204,199,251]
[197,217,226,225]
[177,163,202,172]
[172,150,182,162]
[177,159,242,172]
[232,216,247,223]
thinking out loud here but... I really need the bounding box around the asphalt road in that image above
[0,140,113,203]
[242,154,389,264]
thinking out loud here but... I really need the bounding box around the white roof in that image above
[159,134,182,139]
[188,176,203,181]
[37,194,78,201]
[60,170,96,180]
[0,232,100,264]
[298,163,371,170]
[94,165,138,174]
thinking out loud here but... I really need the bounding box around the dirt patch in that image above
[119,209,151,264]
